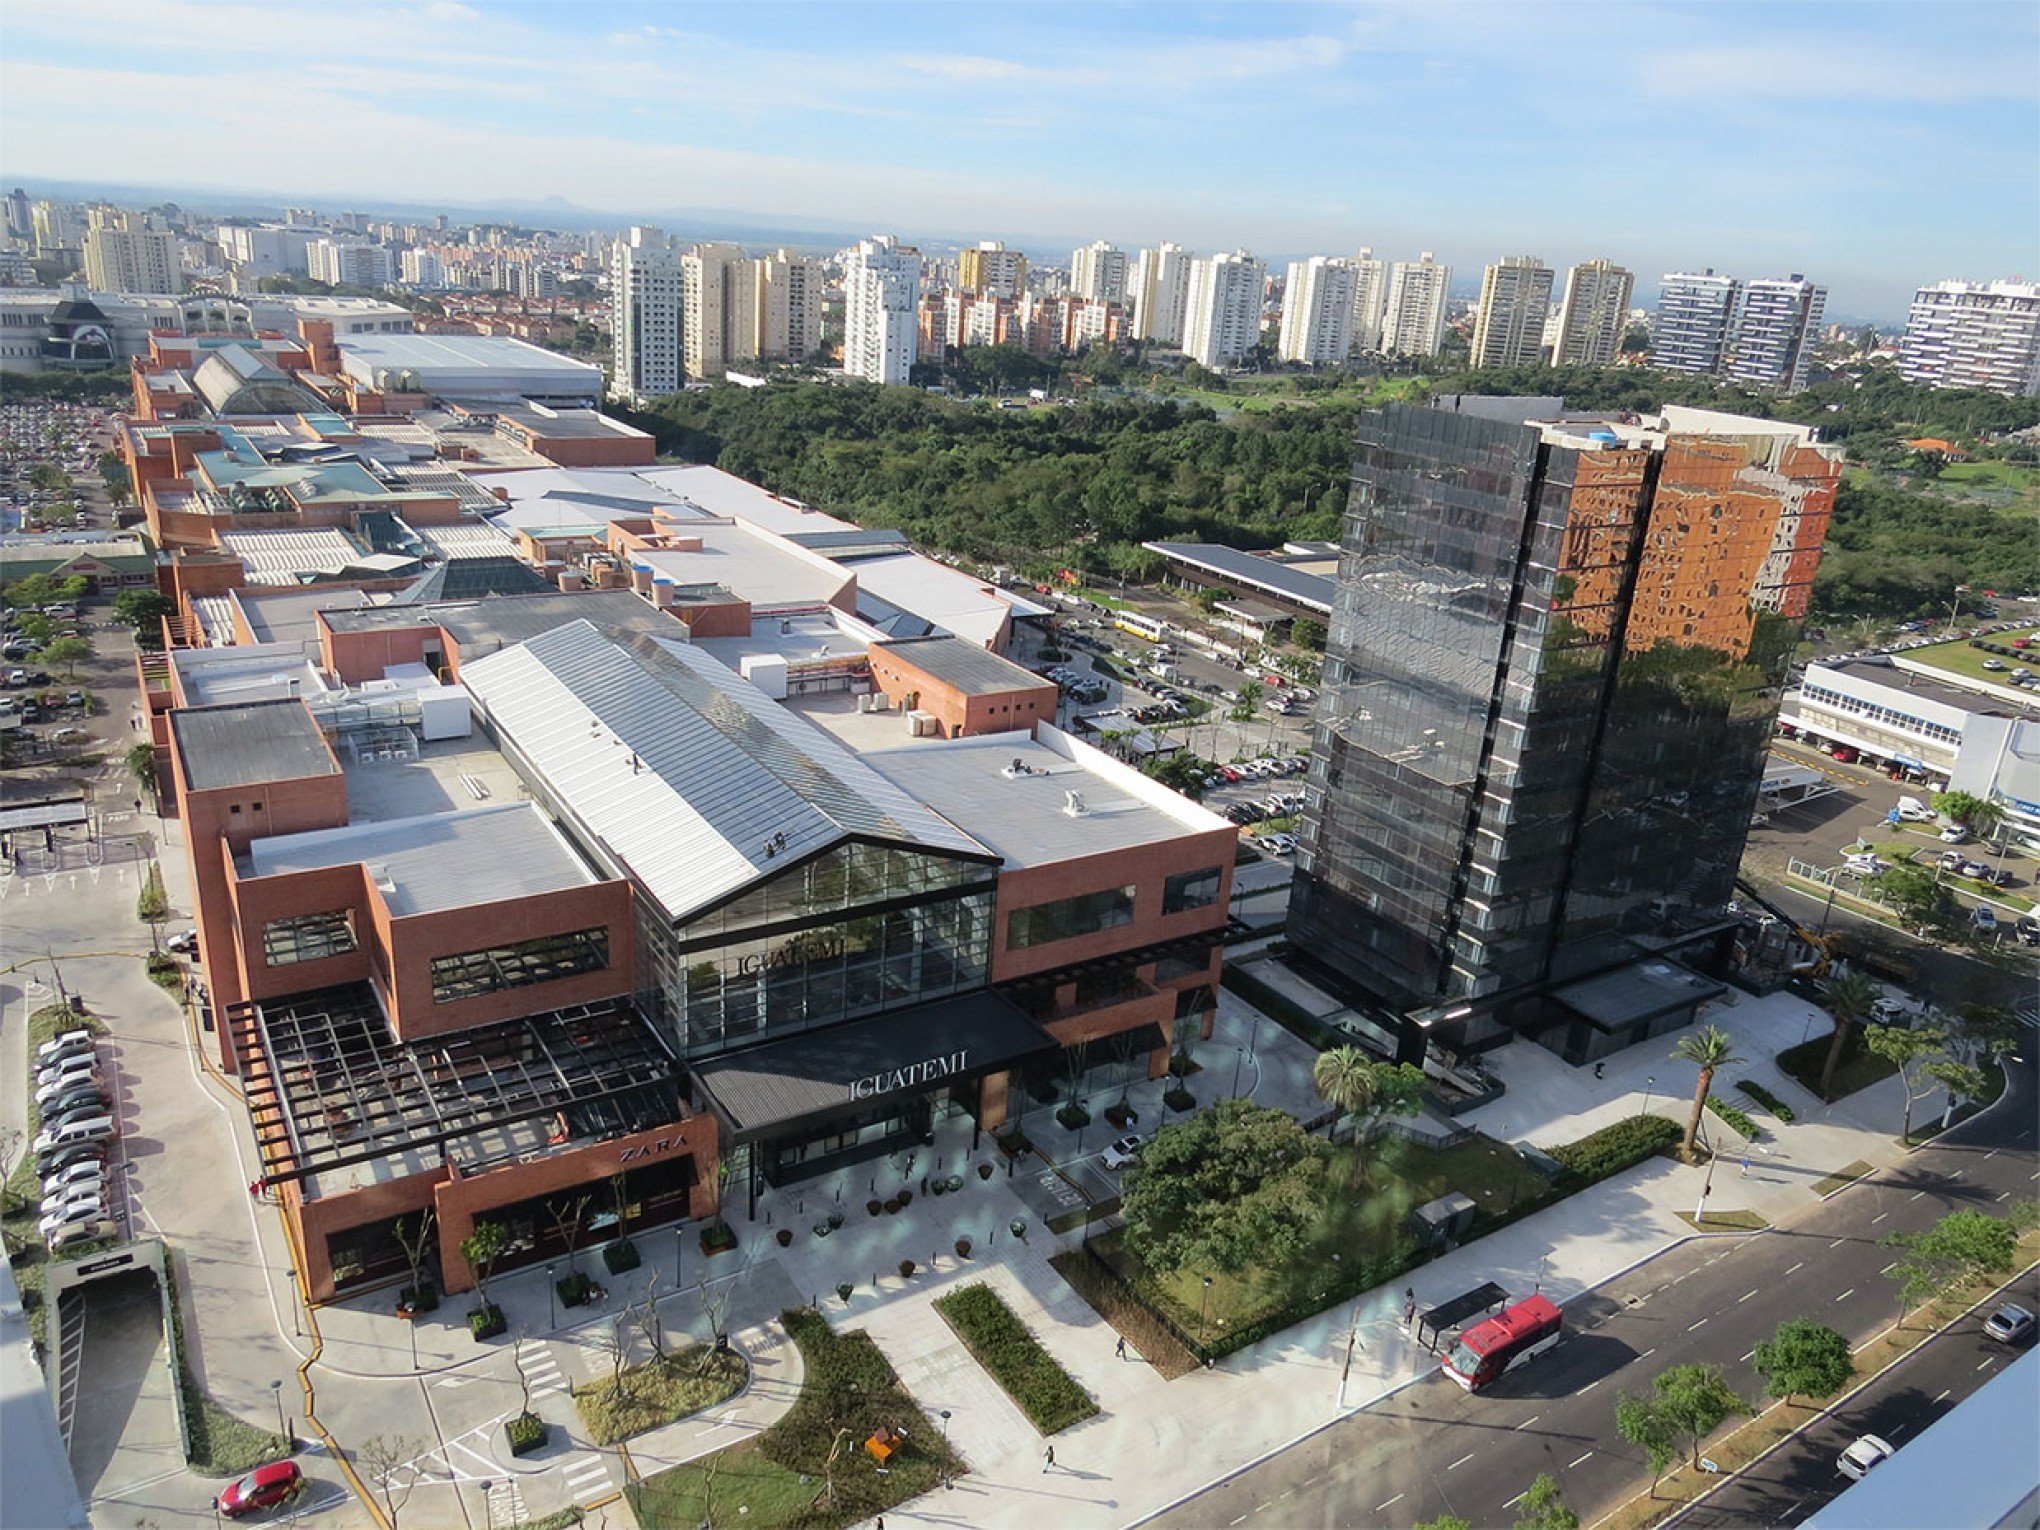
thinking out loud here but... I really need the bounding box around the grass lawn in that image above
[1934,458,2040,515]
[1101,1134,1551,1340]
[1899,635,2038,690]
[933,1284,1096,1435]
[1777,1029,1898,1102]
[575,1345,747,1446]
[630,1310,963,1530]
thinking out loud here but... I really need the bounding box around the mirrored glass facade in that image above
[1290,402,1837,1048]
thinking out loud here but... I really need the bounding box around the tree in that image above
[40,635,90,680]
[1869,863,1947,935]
[1751,1318,1854,1406]
[1923,1057,1989,1131]
[392,1212,438,1304]
[112,588,173,643]
[355,1433,424,1529]
[1615,1392,1680,1495]
[1863,1022,1950,1139]
[1931,790,2001,837]
[1884,1209,2018,1323]
[632,1271,666,1363]
[1120,1098,1331,1276]
[547,1193,592,1277]
[458,1220,507,1310]
[1513,1472,1579,1530]
[1142,750,1209,800]
[1311,1046,1378,1132]
[1817,970,1879,1101]
[1670,1026,1743,1160]
[1650,1363,1747,1468]
[136,864,168,949]
[125,742,158,804]
[1950,1002,2020,1066]
[1291,617,1327,652]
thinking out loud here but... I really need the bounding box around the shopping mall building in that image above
[153,592,1234,1303]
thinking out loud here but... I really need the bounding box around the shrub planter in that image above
[700,1222,738,1258]
[1104,1102,1137,1130]
[885,1197,904,1214]
[977,1162,993,1181]
[1056,1103,1091,1130]
[955,1237,973,1259]
[898,1259,916,1279]
[396,1282,438,1318]
[1163,1086,1197,1113]
[505,1411,549,1457]
[777,1227,794,1247]
[1168,1053,1202,1079]
[836,1281,855,1305]
[897,1189,913,1208]
[827,1209,845,1229]
[602,1239,641,1275]
[468,1303,506,1341]
[998,1130,1032,1159]
[556,1271,593,1309]
[868,1197,885,1216]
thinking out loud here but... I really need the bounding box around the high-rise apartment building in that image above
[1550,258,1636,367]
[306,239,394,290]
[84,209,182,294]
[957,241,1027,300]
[220,224,316,284]
[1278,256,1359,365]
[399,249,445,289]
[843,234,921,385]
[3,188,29,246]
[1727,275,1824,392]
[1900,280,2040,397]
[609,226,683,401]
[1290,398,1839,1066]
[32,201,79,256]
[1182,250,1266,369]
[1381,253,1452,356]
[1652,270,1740,376]
[681,242,745,381]
[1069,240,1129,306]
[1470,255,1554,367]
[741,250,823,364]
[1130,242,1193,347]
[1348,249,1389,354]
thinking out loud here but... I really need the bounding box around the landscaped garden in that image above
[575,1342,748,1446]
[628,1310,963,1529]
[933,1283,1096,1434]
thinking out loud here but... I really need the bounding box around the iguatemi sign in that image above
[848,1048,969,1101]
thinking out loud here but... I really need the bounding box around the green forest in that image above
[625,360,2040,616]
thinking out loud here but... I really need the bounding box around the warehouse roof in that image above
[171,699,339,791]
[873,635,1050,697]
[1142,541,1336,615]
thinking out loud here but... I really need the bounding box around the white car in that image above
[41,1160,106,1198]
[1840,854,1886,877]
[1837,1434,1895,1480]
[39,1199,112,1239]
[1101,1134,1144,1171]
[1939,824,1970,843]
[36,1029,95,1067]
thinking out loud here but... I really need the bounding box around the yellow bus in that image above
[1113,610,1171,643]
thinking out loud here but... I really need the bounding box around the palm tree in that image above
[1671,1026,1744,1162]
[1817,970,1878,1102]
[1312,1046,1379,1184]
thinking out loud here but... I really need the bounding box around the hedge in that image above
[933,1284,1098,1434]
[1705,1095,1760,1140]
[1219,964,1337,1050]
[1736,1080,1796,1123]
[1545,1114,1682,1181]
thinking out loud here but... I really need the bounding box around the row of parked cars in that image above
[30,1026,121,1251]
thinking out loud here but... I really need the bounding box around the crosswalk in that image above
[518,1341,571,1401]
[486,1475,527,1526]
[561,1452,617,1503]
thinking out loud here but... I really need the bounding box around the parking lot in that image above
[1,401,124,536]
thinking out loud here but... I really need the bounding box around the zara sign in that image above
[848,1048,970,1101]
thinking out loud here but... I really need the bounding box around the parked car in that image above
[37,1082,110,1119]
[1939,824,1971,843]
[34,1141,106,1178]
[165,929,199,955]
[1971,905,1999,935]
[41,1160,107,1198]
[35,1029,95,1067]
[215,1462,306,1519]
[1836,1434,1896,1481]
[39,1199,113,1240]
[2015,916,2040,947]
[1101,1134,1144,1171]
[47,1218,119,1253]
[1983,1303,2035,1346]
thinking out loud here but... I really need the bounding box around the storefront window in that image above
[430,927,610,1004]
[1162,867,1223,915]
[1006,886,1136,950]
[263,910,358,967]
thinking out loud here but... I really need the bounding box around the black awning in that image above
[692,990,1055,1144]
[1416,1280,1510,1352]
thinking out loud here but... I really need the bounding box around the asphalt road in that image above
[1145,1057,2037,1530]
[1670,1265,2039,1528]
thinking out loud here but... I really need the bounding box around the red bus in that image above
[1440,1294,1563,1392]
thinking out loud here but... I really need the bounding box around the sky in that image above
[3,0,2035,319]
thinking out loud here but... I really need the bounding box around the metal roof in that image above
[243,802,595,917]
[459,619,991,923]
[1141,541,1336,615]
[872,635,1051,697]
[171,699,339,792]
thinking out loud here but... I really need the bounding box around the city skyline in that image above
[2,1,2033,319]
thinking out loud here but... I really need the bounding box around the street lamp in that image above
[269,1378,291,1449]
[676,1224,685,1295]
[1200,1275,1214,1340]
[284,1266,301,1337]
[481,1480,494,1530]
[1231,1045,1244,1098]
[546,1263,557,1328]
[1642,1075,1657,1116]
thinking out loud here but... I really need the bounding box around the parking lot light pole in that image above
[1642,1075,1656,1116]
[270,1378,291,1449]
[284,1266,301,1337]
[481,1480,494,1530]
[546,1263,556,1328]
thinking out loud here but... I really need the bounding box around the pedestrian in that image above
[1403,1286,1417,1327]
[1740,1155,1750,1178]
[1043,1445,1055,1472]
[1593,1062,1605,1080]
[1115,1335,1127,1360]
[248,1179,262,1200]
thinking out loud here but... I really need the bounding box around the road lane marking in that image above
[1688,1318,1709,1331]
[1578,1380,1601,1395]
[1998,1191,2012,1202]
[1978,1360,1995,1371]
[1568,1451,1594,1469]
[1882,1261,1900,1274]
[1983,1150,1997,1160]
[1871,1213,1888,1225]
[1835,1288,1856,1302]
[1738,1289,1759,1302]
[1787,1261,1806,1275]
[1229,1517,1246,1526]
[1935,1389,1951,1402]
[1517,1414,1541,1430]
[1448,1453,1475,1471]
[1829,1238,1847,1249]
[1374,1495,1404,1513]
[1506,1491,1530,1509]
[1639,1349,1656,1360]
[1740,1349,1757,1362]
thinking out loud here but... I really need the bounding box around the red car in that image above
[215,1461,304,1518]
